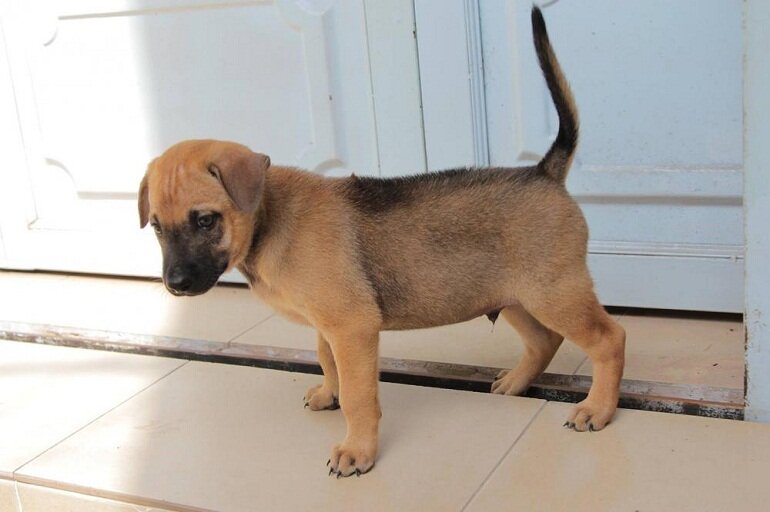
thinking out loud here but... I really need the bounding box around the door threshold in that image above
[0,320,743,420]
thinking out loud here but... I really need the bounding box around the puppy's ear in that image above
[208,151,270,214]
[138,173,150,228]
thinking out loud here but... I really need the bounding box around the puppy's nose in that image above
[166,269,192,292]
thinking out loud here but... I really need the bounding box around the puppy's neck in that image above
[237,166,302,288]
[237,208,266,286]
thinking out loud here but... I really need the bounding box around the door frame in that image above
[743,0,770,423]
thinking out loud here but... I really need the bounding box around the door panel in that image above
[0,0,423,278]
[416,0,743,312]
[2,0,743,312]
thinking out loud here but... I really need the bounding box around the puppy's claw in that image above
[563,421,570,428]
[326,459,331,467]
[588,423,595,432]
[304,402,309,409]
[328,467,334,476]
[336,471,342,479]
[356,469,361,477]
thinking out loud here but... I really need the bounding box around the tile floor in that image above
[1,339,768,512]
[576,310,744,389]
[0,341,182,479]
[0,271,273,343]
[0,270,745,390]
[465,401,770,512]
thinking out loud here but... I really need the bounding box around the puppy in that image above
[138,7,625,477]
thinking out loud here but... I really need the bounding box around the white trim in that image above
[414,0,475,170]
[363,0,426,176]
[276,0,340,173]
[0,16,37,269]
[463,0,488,167]
[588,241,743,261]
[569,167,742,199]
[415,0,490,170]
[479,0,551,165]
[0,227,6,265]
[52,0,269,19]
[744,0,770,422]
[590,253,743,313]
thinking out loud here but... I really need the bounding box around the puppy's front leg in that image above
[304,332,340,410]
[325,326,380,477]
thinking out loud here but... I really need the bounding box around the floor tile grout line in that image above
[13,480,22,512]
[13,478,217,512]
[460,400,548,512]
[11,360,190,477]
[223,313,276,348]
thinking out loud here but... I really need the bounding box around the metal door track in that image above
[0,321,743,421]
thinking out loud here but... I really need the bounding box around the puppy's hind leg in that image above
[304,332,340,410]
[491,304,564,396]
[520,270,626,432]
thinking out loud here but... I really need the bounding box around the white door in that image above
[0,0,424,279]
[1,0,743,313]
[415,0,743,312]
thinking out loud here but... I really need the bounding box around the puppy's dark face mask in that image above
[151,210,229,296]
[138,140,270,296]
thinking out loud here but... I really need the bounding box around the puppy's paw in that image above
[490,369,530,396]
[327,441,376,478]
[303,384,339,411]
[563,399,616,432]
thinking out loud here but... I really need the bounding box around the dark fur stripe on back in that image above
[344,166,542,215]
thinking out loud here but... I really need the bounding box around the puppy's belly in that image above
[382,299,513,331]
[374,270,516,331]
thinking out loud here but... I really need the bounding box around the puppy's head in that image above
[138,140,270,296]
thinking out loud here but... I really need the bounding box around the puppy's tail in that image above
[531,6,579,184]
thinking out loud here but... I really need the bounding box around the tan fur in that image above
[140,141,625,476]
[138,8,625,477]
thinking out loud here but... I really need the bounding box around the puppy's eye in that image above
[151,223,162,235]
[197,214,216,230]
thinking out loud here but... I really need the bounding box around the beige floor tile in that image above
[0,271,272,342]
[0,340,184,477]
[235,314,587,374]
[0,272,71,322]
[15,483,175,512]
[18,362,545,512]
[578,312,744,388]
[0,479,21,512]
[232,313,316,350]
[0,271,130,328]
[381,318,586,374]
[130,282,273,342]
[467,402,770,512]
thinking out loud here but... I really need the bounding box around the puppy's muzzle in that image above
[165,267,194,295]
[163,264,220,296]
